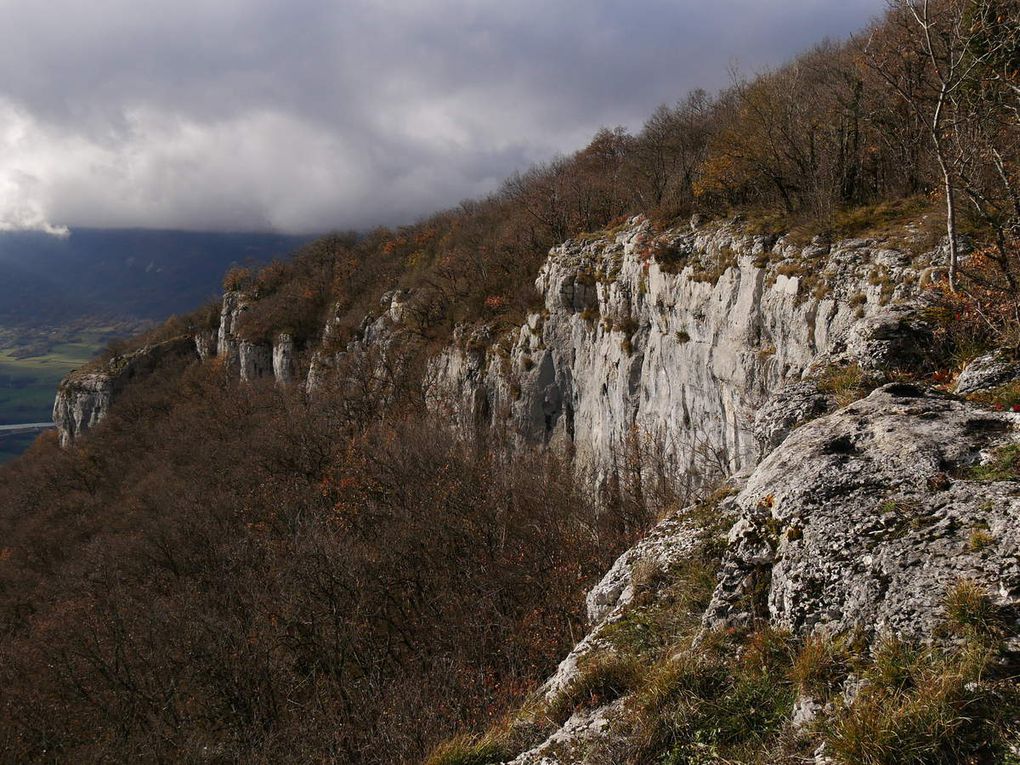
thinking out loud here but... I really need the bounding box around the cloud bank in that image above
[0,0,885,234]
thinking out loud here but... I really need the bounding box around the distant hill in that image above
[0,228,312,326]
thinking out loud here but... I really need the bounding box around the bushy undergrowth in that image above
[0,358,666,763]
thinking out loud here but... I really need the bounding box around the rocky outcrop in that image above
[52,373,113,449]
[306,290,414,394]
[427,217,935,480]
[704,383,1020,639]
[500,384,1020,764]
[955,350,1020,394]
[52,337,198,447]
[216,292,300,385]
[217,290,248,368]
[239,340,273,382]
[273,334,296,384]
[751,380,836,454]
[194,329,218,361]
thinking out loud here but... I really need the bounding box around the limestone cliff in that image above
[52,336,198,447]
[54,217,937,468]
[427,216,934,478]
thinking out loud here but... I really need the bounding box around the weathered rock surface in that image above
[238,340,273,382]
[52,337,198,447]
[272,334,296,384]
[507,700,626,765]
[217,290,248,368]
[955,350,1020,394]
[705,383,1020,639]
[216,293,301,385]
[752,380,836,453]
[585,508,729,626]
[194,329,217,361]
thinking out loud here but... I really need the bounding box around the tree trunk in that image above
[943,168,959,292]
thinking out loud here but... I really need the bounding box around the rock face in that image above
[955,350,1020,394]
[52,373,113,449]
[428,217,932,480]
[751,380,836,454]
[52,337,198,447]
[306,290,413,394]
[272,334,296,384]
[239,340,273,382]
[217,294,300,385]
[704,383,1020,639]
[217,290,248,367]
[194,329,217,361]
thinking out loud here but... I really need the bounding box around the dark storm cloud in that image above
[0,0,886,234]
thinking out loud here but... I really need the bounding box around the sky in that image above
[0,0,887,235]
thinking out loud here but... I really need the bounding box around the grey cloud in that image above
[0,0,886,233]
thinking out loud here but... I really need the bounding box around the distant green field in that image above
[0,324,129,464]
[0,353,81,426]
[0,336,105,425]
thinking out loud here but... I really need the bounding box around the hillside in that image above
[1,1,1018,762]
[0,229,309,459]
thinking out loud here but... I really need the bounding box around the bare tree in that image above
[868,0,1011,291]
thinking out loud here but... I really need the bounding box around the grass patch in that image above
[966,380,1020,412]
[816,363,874,407]
[743,196,934,246]
[790,632,856,699]
[600,556,718,660]
[963,443,1020,481]
[547,652,645,724]
[943,580,1006,641]
[627,627,797,764]
[424,735,508,765]
[826,581,1018,764]
[827,197,933,241]
[825,642,1017,764]
[967,527,995,553]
